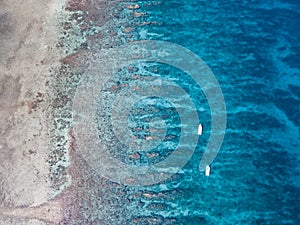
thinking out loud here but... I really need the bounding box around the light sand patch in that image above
[0,200,63,224]
[0,0,67,223]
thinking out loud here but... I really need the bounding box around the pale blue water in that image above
[69,0,300,224]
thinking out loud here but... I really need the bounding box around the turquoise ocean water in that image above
[67,0,300,224]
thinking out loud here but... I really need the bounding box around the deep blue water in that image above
[70,0,300,224]
[117,0,300,224]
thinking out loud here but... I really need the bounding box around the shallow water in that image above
[58,0,300,224]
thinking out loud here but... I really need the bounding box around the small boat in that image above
[198,124,203,135]
[205,165,210,176]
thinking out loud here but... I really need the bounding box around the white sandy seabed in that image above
[0,0,68,224]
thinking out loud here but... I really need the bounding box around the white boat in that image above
[205,165,210,176]
[198,124,203,135]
